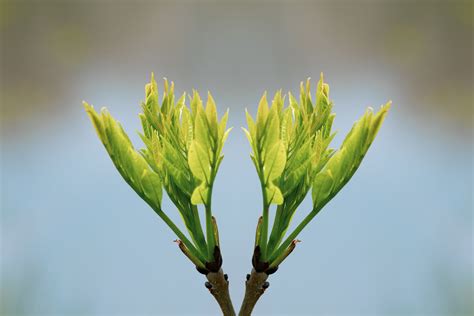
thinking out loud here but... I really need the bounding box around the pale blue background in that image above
[1,1,472,315]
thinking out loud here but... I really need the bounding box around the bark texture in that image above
[206,269,236,316]
[238,269,269,316]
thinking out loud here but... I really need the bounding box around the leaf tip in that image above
[83,101,92,111]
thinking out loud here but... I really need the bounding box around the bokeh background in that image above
[1,1,472,315]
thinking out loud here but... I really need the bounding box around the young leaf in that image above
[189,141,211,185]
[312,102,391,208]
[84,102,163,208]
[245,94,287,206]
[86,75,231,265]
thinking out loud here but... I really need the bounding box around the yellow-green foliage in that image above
[138,75,231,207]
[85,74,231,264]
[244,75,337,208]
[84,103,163,209]
[312,103,390,208]
[244,74,391,264]
[85,73,390,269]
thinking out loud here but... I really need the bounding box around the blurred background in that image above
[1,1,472,315]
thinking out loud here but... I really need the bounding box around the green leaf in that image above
[281,139,312,195]
[311,169,334,210]
[162,152,193,196]
[242,127,253,147]
[84,103,162,207]
[266,185,283,205]
[180,107,193,149]
[141,169,163,204]
[144,73,159,115]
[245,109,256,140]
[312,102,391,207]
[188,140,211,183]
[218,109,229,140]
[191,183,209,205]
[316,72,330,113]
[262,106,280,152]
[280,108,293,146]
[256,92,269,140]
[190,90,202,119]
[271,90,284,116]
[263,141,286,183]
[288,92,299,110]
[205,92,219,141]
[84,102,106,141]
[194,107,211,150]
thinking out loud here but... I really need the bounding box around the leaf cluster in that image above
[85,74,231,270]
[84,73,390,277]
[244,74,391,268]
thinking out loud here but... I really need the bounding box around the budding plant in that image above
[84,74,390,316]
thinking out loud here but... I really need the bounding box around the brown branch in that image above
[238,269,269,316]
[206,269,236,316]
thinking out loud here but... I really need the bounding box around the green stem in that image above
[152,206,207,263]
[268,204,324,263]
[191,203,209,256]
[266,204,283,256]
[267,203,300,257]
[162,195,208,261]
[258,195,270,260]
[205,186,216,259]
[255,146,270,259]
[114,168,207,263]
[267,166,359,263]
